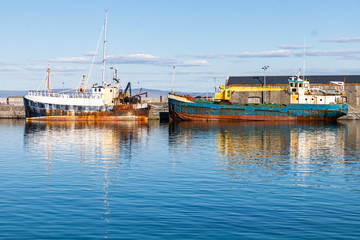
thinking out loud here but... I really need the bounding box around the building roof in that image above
[226,75,360,85]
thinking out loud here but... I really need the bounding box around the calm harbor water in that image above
[0,119,360,239]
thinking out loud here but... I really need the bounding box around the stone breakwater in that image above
[0,105,25,119]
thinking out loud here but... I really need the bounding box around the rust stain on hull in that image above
[24,99,150,122]
[168,96,347,122]
[170,110,338,122]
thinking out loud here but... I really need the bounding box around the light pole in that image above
[262,66,269,103]
[171,66,176,94]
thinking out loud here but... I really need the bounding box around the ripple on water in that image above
[0,120,359,239]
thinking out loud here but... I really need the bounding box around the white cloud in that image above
[278,45,314,49]
[186,49,360,59]
[53,66,87,72]
[181,60,209,66]
[177,54,227,59]
[47,53,209,67]
[322,37,360,43]
[0,66,20,71]
[234,50,294,58]
[128,53,156,59]
[306,50,360,58]
[107,53,209,67]
[25,65,45,71]
[49,57,94,64]
[26,65,87,72]
[84,51,99,56]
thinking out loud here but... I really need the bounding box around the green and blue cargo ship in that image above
[168,75,347,121]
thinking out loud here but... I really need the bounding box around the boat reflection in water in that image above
[24,121,149,165]
[169,121,350,179]
[24,121,149,228]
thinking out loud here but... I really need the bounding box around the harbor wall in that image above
[231,84,360,105]
[143,97,169,121]
[0,105,25,119]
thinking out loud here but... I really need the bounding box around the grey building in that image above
[226,75,360,107]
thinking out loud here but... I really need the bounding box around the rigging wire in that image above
[37,71,49,91]
[87,24,105,87]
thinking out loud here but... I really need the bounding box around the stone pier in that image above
[0,105,25,119]
[143,97,169,121]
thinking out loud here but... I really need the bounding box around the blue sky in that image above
[0,0,359,91]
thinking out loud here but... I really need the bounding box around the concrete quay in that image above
[0,105,25,119]
[340,106,360,120]
[144,97,169,121]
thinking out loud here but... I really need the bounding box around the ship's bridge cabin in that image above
[289,77,320,104]
[92,86,104,97]
[288,77,310,95]
[91,86,119,105]
[288,77,346,105]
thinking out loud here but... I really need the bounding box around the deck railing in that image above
[27,91,101,99]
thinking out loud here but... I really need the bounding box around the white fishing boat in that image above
[24,12,150,121]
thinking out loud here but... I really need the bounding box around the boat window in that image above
[299,83,303,87]
[110,89,112,92]
[290,83,294,87]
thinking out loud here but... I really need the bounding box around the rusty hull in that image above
[168,95,347,122]
[24,98,150,121]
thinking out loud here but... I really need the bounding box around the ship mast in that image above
[102,10,108,86]
[46,63,51,94]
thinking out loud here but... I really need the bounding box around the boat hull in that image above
[168,95,347,121]
[24,96,150,121]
